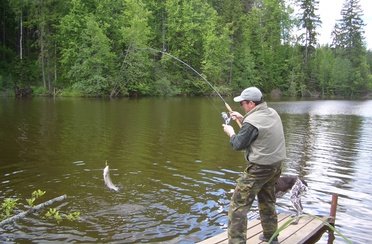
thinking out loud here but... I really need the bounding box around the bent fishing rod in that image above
[143,47,242,128]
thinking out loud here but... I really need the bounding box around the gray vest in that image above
[243,102,286,165]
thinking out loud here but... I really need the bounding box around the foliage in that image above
[1,198,18,219]
[0,0,370,97]
[44,208,63,223]
[59,86,83,97]
[202,20,232,84]
[31,86,49,96]
[297,0,321,49]
[65,211,81,221]
[296,0,321,91]
[26,189,46,207]
[330,0,368,96]
[0,189,80,224]
[152,77,180,96]
[313,46,334,96]
[117,0,154,96]
[332,57,353,95]
[245,0,290,92]
[60,11,116,96]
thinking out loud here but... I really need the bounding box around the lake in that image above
[1,97,372,243]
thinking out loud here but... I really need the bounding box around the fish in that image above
[103,162,119,192]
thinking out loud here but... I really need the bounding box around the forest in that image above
[0,0,371,98]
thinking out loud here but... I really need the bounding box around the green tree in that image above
[210,0,256,91]
[68,15,116,96]
[118,0,154,96]
[27,0,65,94]
[59,1,116,96]
[297,0,321,61]
[145,0,166,51]
[313,46,335,96]
[0,0,18,90]
[165,0,205,68]
[94,0,125,54]
[7,0,35,92]
[231,15,256,90]
[331,0,368,96]
[164,0,228,94]
[245,0,289,93]
[331,0,365,51]
[58,0,89,87]
[297,0,321,92]
[367,50,372,90]
[331,56,353,95]
[1,0,370,98]
[201,7,232,85]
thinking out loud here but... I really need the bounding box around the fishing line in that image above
[137,47,242,127]
[155,54,223,114]
[149,51,223,114]
[147,48,227,103]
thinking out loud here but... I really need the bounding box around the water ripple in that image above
[2,99,372,243]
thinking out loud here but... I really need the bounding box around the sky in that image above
[317,0,372,50]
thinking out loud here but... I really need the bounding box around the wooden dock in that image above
[198,194,338,244]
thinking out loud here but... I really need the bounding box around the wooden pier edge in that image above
[305,193,339,244]
[197,193,339,244]
[329,193,338,225]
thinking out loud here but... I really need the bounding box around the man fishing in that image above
[222,87,286,244]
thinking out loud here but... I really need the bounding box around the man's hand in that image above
[222,124,235,137]
[229,111,243,123]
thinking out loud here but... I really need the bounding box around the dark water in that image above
[1,97,371,243]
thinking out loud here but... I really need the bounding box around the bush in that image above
[31,86,48,96]
[59,86,83,97]
[153,77,180,96]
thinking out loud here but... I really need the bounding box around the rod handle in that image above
[224,102,242,128]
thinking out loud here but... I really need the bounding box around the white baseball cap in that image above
[233,87,263,102]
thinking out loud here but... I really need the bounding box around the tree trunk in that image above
[161,3,166,52]
[39,1,47,90]
[47,53,51,92]
[20,11,23,60]
[2,6,5,59]
[41,33,46,89]
[54,43,57,85]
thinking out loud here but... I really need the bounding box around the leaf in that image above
[26,198,35,207]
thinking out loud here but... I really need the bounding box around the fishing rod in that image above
[144,47,242,128]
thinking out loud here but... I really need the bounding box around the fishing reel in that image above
[221,112,231,125]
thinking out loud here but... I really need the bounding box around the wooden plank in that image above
[276,215,315,243]
[198,194,337,244]
[245,214,292,243]
[280,216,328,244]
[197,213,292,244]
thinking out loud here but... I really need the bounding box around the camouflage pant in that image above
[228,162,282,244]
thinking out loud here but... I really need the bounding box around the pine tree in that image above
[298,0,321,60]
[331,0,368,96]
[296,0,321,93]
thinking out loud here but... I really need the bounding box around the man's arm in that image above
[230,122,258,150]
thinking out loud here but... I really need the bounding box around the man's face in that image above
[240,100,254,113]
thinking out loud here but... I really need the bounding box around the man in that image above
[222,87,286,244]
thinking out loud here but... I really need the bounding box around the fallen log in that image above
[0,194,67,227]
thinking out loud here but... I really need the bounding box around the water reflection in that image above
[273,101,372,244]
[0,98,371,243]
